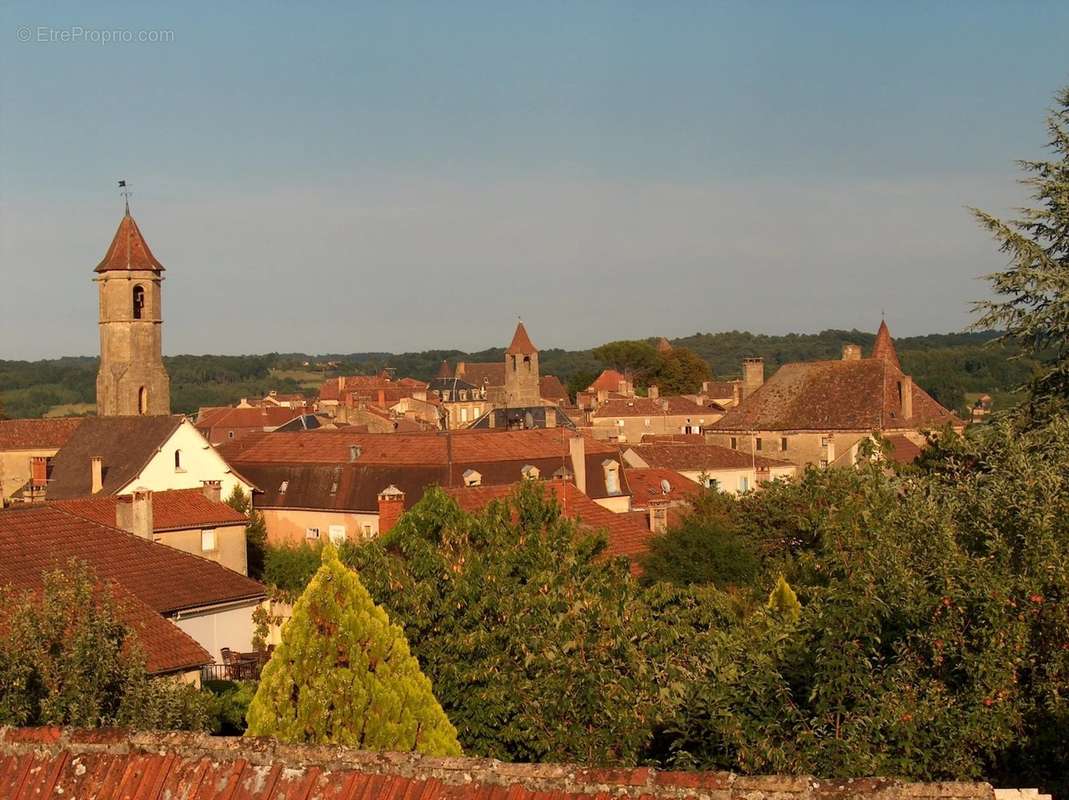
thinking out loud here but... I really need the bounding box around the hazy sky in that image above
[2,1,1067,359]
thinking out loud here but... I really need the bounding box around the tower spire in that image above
[119,179,131,216]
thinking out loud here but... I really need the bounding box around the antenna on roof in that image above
[118,180,131,216]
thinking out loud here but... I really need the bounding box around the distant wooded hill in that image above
[0,330,1035,420]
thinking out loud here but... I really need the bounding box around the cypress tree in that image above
[245,544,461,754]
[766,574,801,622]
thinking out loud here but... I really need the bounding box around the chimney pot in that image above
[377,485,406,534]
[202,480,222,503]
[90,456,104,494]
[117,489,154,539]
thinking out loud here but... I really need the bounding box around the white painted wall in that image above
[173,600,260,663]
[118,419,254,499]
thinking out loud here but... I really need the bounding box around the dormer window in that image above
[521,464,540,481]
[463,469,482,487]
[279,480,289,493]
[602,459,621,495]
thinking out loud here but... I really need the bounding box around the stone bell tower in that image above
[503,321,541,407]
[94,199,171,416]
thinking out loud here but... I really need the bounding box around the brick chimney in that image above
[116,489,154,539]
[201,480,222,503]
[742,358,765,399]
[842,344,861,361]
[648,385,659,400]
[648,498,670,534]
[900,376,914,420]
[90,456,104,494]
[568,435,587,495]
[377,485,405,534]
[30,456,48,489]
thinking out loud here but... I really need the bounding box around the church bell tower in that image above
[94,195,171,416]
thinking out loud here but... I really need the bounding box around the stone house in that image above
[622,442,796,494]
[705,322,964,469]
[0,418,84,505]
[589,393,724,443]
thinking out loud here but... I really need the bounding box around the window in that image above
[473,405,481,416]
[755,437,763,452]
[328,525,347,544]
[738,476,750,493]
[730,437,738,450]
[132,285,145,320]
[363,524,373,538]
[821,436,830,448]
[201,529,217,552]
[460,407,469,423]
[524,355,532,372]
[173,449,184,472]
[617,419,625,427]
[460,390,468,401]
[819,459,829,469]
[227,431,234,439]
[305,527,320,540]
[603,460,621,495]
[707,477,719,490]
[781,437,788,451]
[138,386,148,415]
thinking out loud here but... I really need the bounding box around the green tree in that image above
[245,544,462,755]
[972,85,1069,407]
[0,560,210,730]
[225,485,269,579]
[650,347,712,395]
[592,340,662,383]
[765,575,800,622]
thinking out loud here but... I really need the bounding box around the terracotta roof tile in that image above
[588,370,630,393]
[506,322,538,355]
[0,730,996,799]
[0,505,265,614]
[887,434,924,464]
[45,416,185,499]
[872,320,901,369]
[0,418,84,451]
[623,468,702,506]
[709,358,960,433]
[108,585,212,673]
[539,375,568,403]
[94,213,165,273]
[591,396,707,419]
[458,362,506,387]
[52,488,247,532]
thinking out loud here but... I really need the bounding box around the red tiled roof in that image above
[435,360,453,379]
[701,381,738,399]
[225,429,617,466]
[887,434,924,465]
[0,418,84,451]
[539,375,568,402]
[709,358,960,433]
[109,585,212,673]
[94,213,164,273]
[588,369,630,392]
[52,488,247,533]
[0,729,996,800]
[591,396,707,419]
[640,433,707,444]
[506,321,538,355]
[458,362,506,387]
[195,406,305,435]
[872,320,901,369]
[447,480,652,574]
[655,337,673,353]
[0,506,265,614]
[627,443,792,472]
[623,468,702,506]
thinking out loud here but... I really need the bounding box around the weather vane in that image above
[118,179,131,215]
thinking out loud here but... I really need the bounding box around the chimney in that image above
[116,489,154,539]
[377,485,405,534]
[568,435,587,495]
[30,456,48,488]
[349,444,362,462]
[90,456,104,494]
[732,382,742,406]
[648,498,670,534]
[648,385,659,400]
[201,480,222,503]
[900,375,913,420]
[842,344,861,361]
[377,389,386,406]
[545,407,557,428]
[742,358,764,399]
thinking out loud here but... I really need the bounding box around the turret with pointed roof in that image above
[506,321,538,355]
[655,337,673,354]
[94,206,171,416]
[871,320,901,370]
[504,322,541,405]
[435,360,453,380]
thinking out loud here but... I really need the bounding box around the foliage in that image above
[639,491,761,589]
[204,679,256,735]
[765,576,800,622]
[341,483,667,765]
[591,340,663,381]
[971,85,1069,407]
[263,541,323,597]
[651,347,711,394]
[225,485,268,579]
[0,560,210,730]
[245,544,462,754]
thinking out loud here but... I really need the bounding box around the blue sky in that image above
[1,1,1067,358]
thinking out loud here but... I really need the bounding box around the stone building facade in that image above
[94,209,171,416]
